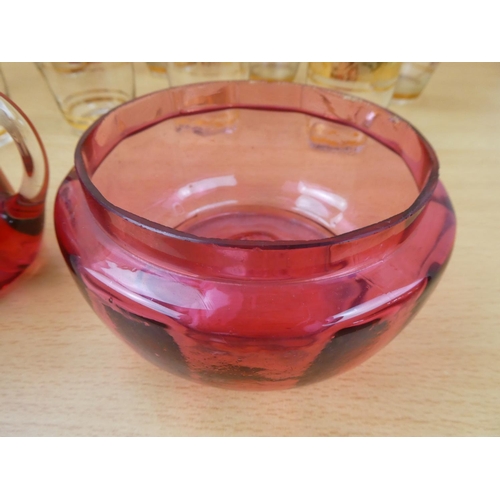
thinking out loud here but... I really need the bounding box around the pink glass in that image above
[0,93,49,290]
[54,81,456,390]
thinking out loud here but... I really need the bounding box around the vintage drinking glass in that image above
[38,62,135,132]
[54,81,456,390]
[0,93,49,289]
[392,63,439,103]
[0,67,6,94]
[307,62,402,107]
[166,63,249,86]
[249,63,300,82]
[146,63,169,78]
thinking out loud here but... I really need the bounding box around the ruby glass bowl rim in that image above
[74,80,439,250]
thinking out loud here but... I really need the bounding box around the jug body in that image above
[0,93,49,289]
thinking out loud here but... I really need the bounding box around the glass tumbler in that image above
[249,63,300,82]
[307,62,402,107]
[38,62,135,132]
[166,62,249,86]
[392,63,439,103]
[146,63,169,78]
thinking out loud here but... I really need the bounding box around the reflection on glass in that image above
[289,180,351,234]
[308,119,367,152]
[0,67,11,147]
[174,109,239,136]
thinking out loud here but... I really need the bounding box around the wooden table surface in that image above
[0,62,498,436]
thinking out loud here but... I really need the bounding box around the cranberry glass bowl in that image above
[54,81,456,390]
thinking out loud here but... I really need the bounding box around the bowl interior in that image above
[92,105,418,242]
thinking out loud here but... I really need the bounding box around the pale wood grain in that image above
[0,62,498,436]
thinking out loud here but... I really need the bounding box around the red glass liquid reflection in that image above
[0,178,44,289]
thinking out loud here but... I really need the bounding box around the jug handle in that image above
[0,92,49,221]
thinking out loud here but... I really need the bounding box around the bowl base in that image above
[175,204,336,241]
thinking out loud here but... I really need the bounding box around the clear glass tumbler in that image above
[307,62,402,107]
[249,62,300,82]
[166,62,248,86]
[146,62,169,78]
[38,62,135,131]
[392,62,439,103]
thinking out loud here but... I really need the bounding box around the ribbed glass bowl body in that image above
[54,81,456,390]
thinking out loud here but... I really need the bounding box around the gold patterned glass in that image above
[307,62,402,106]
